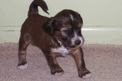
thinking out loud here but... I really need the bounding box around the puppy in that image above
[18,0,91,78]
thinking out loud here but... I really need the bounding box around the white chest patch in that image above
[51,46,69,56]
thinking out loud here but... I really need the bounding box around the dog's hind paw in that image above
[54,72,64,76]
[18,63,28,70]
[82,73,91,79]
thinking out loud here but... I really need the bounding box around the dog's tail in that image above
[28,0,49,16]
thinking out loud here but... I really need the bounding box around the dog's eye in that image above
[64,29,69,34]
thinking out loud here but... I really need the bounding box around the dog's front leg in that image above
[72,47,91,79]
[45,53,64,76]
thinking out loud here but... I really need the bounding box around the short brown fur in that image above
[18,0,91,78]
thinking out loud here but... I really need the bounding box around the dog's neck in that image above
[51,35,69,57]
[53,35,62,47]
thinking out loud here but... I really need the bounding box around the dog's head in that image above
[43,10,84,48]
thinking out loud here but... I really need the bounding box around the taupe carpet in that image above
[0,43,122,81]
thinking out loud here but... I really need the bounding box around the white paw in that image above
[18,63,28,70]
[54,72,64,76]
[82,73,91,79]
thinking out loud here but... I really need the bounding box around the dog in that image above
[17,0,91,79]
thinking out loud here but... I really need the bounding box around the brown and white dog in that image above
[17,0,91,79]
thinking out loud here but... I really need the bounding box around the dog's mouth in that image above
[65,42,84,49]
[70,37,84,48]
[65,45,83,51]
[61,36,84,49]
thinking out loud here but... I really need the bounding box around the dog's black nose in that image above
[75,40,81,45]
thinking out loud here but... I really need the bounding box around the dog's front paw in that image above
[78,69,91,79]
[51,65,64,76]
[51,68,64,76]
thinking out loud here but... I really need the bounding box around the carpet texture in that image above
[0,43,122,81]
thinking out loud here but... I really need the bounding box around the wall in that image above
[0,0,122,45]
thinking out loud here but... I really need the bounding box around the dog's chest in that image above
[51,46,69,56]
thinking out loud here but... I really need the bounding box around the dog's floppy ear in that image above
[43,18,57,35]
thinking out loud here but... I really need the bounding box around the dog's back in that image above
[20,0,50,49]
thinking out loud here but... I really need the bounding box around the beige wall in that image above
[0,0,122,45]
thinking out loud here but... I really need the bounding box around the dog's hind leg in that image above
[17,33,31,69]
